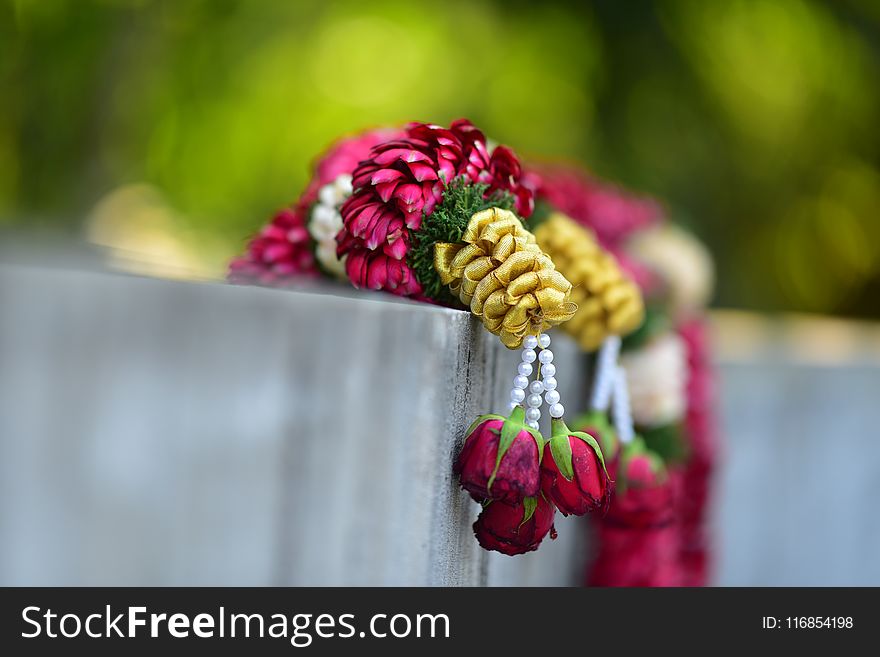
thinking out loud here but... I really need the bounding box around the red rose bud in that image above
[541,418,610,516]
[606,440,674,528]
[454,406,542,503]
[473,495,556,556]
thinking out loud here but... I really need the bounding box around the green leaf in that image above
[520,496,538,527]
[549,434,574,481]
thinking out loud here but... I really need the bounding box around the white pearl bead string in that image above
[524,337,542,429]
[536,333,565,419]
[612,365,635,444]
[508,340,537,414]
[590,335,621,412]
[506,332,566,427]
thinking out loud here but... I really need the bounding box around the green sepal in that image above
[548,417,609,482]
[520,496,538,528]
[549,433,575,481]
[487,406,543,492]
[572,410,618,461]
[548,417,576,481]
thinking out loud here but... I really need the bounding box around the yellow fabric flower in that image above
[533,212,644,351]
[434,208,577,348]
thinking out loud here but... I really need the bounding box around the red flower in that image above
[677,318,719,586]
[540,418,610,516]
[454,407,541,504]
[605,450,675,528]
[473,495,556,556]
[587,442,683,587]
[587,440,682,586]
[337,119,533,296]
[526,164,662,248]
[228,204,319,285]
[588,517,682,587]
[343,247,422,297]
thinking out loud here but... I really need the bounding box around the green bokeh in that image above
[1,0,878,317]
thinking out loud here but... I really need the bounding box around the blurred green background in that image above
[1,0,878,317]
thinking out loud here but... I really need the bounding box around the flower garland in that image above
[529,161,718,586]
[228,121,687,560]
[532,212,644,351]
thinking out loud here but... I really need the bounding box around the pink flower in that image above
[343,247,422,297]
[337,119,533,297]
[227,204,319,285]
[677,318,719,586]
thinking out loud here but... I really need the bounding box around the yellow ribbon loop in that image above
[533,212,645,352]
[433,207,577,349]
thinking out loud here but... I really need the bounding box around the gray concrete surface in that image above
[1,264,879,585]
[711,312,880,586]
[0,263,588,585]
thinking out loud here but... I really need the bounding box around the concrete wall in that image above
[0,263,588,586]
[2,264,879,585]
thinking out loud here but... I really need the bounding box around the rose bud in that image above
[454,406,542,503]
[588,448,682,587]
[606,439,675,528]
[541,417,610,516]
[473,495,556,556]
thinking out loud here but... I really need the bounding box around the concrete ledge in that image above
[0,264,588,585]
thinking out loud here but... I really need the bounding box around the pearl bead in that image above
[521,349,537,363]
[525,407,541,422]
[523,335,538,350]
[507,401,519,412]
[513,375,529,389]
[544,389,560,405]
[529,380,544,395]
[318,184,337,207]
[538,349,554,364]
[526,420,540,430]
[336,174,353,195]
[541,363,556,378]
[510,388,526,403]
[538,333,551,349]
[517,362,533,377]
[527,393,542,408]
[542,376,558,391]
[549,403,565,418]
